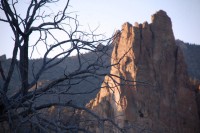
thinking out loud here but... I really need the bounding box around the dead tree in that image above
[0,0,126,132]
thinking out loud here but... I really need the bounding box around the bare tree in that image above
[0,0,125,132]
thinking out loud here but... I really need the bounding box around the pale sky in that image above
[0,0,200,58]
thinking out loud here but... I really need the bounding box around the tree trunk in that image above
[20,38,29,95]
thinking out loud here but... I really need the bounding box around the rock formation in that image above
[84,10,200,133]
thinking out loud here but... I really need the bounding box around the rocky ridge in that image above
[84,10,200,132]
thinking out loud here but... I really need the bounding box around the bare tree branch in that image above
[0,0,136,132]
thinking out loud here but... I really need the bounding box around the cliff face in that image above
[85,10,200,132]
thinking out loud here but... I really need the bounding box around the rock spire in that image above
[84,10,200,133]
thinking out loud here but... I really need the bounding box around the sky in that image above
[0,0,200,58]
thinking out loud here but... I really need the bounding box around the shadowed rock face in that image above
[85,10,200,133]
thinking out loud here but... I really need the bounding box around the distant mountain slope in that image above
[0,44,113,105]
[176,39,200,80]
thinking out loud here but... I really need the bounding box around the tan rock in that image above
[83,10,200,133]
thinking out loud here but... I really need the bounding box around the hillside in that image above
[176,39,200,80]
[0,44,113,106]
